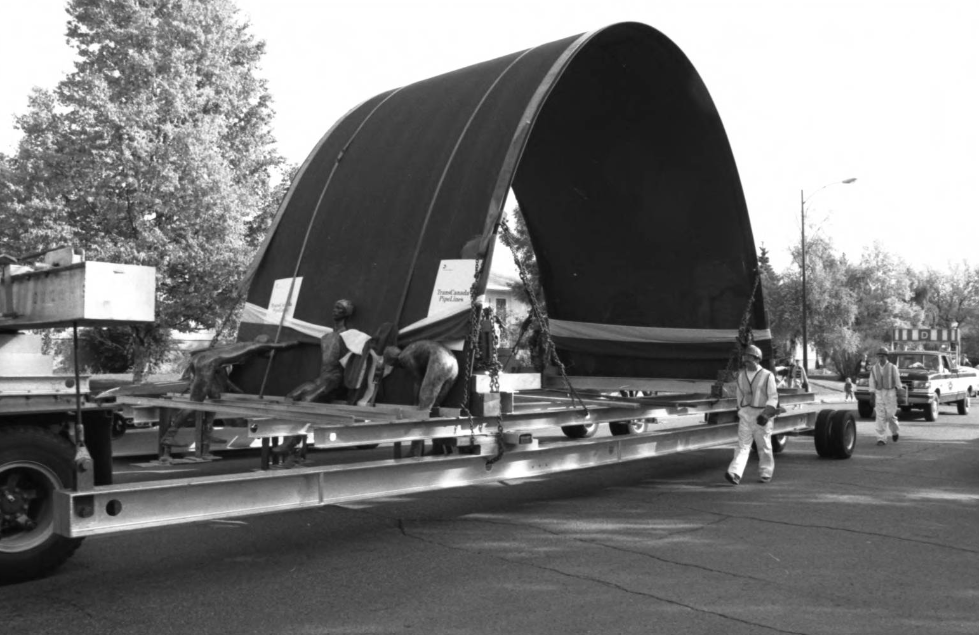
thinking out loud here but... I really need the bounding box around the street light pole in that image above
[800,177,857,389]
[801,189,807,388]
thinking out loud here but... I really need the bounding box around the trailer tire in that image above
[956,397,969,415]
[813,409,835,458]
[924,396,938,422]
[827,411,856,459]
[857,401,874,419]
[0,426,84,585]
[561,423,599,439]
[609,390,649,436]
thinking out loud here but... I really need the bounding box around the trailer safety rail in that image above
[52,388,858,541]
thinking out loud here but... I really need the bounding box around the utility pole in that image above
[800,177,857,392]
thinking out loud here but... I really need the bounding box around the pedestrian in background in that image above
[725,344,780,485]
[844,376,854,401]
[870,346,901,446]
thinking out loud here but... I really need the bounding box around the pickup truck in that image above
[854,351,977,421]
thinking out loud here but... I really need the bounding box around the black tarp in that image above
[233,22,770,398]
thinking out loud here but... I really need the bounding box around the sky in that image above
[1,0,977,274]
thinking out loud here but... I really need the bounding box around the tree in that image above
[0,0,285,381]
[913,263,979,330]
[758,246,799,360]
[784,234,857,376]
[848,245,920,333]
[498,206,550,369]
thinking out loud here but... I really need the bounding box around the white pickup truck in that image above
[854,350,977,421]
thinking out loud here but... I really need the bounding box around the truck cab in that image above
[854,351,977,421]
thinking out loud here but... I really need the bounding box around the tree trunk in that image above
[130,324,153,384]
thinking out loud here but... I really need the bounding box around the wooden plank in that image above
[99,380,190,397]
[542,375,715,394]
[512,392,641,408]
[209,397,403,422]
[217,393,409,419]
[116,395,358,425]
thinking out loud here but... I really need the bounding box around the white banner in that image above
[428,259,476,318]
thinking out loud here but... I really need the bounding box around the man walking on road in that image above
[870,346,901,446]
[725,344,780,485]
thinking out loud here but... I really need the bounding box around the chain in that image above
[498,216,589,415]
[724,270,762,378]
[483,306,506,469]
[460,258,484,448]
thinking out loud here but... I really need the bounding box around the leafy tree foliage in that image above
[56,325,173,375]
[765,235,979,376]
[759,246,799,360]
[0,0,286,381]
[913,263,979,329]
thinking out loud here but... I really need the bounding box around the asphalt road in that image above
[4,396,978,635]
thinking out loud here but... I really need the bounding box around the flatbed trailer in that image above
[48,385,856,545]
[2,22,863,584]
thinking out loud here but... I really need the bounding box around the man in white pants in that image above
[725,344,779,485]
[870,346,901,446]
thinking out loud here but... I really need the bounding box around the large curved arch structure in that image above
[234,22,770,396]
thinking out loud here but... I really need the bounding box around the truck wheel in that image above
[771,433,788,454]
[813,409,835,458]
[828,411,857,459]
[957,397,970,415]
[561,423,599,439]
[0,426,84,585]
[857,401,874,419]
[924,396,939,422]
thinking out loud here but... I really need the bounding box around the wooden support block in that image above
[500,392,514,414]
[471,393,500,416]
[471,372,542,393]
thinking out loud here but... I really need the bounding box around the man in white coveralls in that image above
[725,344,779,485]
[869,346,901,446]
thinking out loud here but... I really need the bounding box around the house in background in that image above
[485,268,529,332]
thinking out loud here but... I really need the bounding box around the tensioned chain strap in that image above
[723,270,762,378]
[498,216,589,416]
[459,258,484,449]
[483,307,506,468]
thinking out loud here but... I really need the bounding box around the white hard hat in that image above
[743,344,763,359]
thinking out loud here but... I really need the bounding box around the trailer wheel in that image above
[609,421,647,435]
[924,396,939,422]
[561,423,599,439]
[0,426,84,585]
[609,391,649,436]
[813,409,835,458]
[827,411,857,459]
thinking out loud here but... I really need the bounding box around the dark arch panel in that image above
[234,22,768,396]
